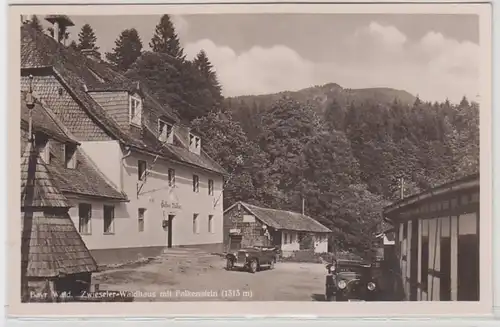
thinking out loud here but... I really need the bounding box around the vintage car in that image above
[226,246,279,273]
[325,258,380,301]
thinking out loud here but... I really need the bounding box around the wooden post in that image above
[26,75,35,143]
[302,197,305,216]
[400,177,405,200]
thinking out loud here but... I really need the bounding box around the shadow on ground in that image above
[311,293,326,301]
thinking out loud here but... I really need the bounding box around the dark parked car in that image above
[226,246,279,273]
[325,258,380,301]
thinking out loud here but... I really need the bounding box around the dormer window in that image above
[158,119,173,144]
[189,133,201,155]
[129,94,142,126]
[64,143,77,169]
[34,132,51,164]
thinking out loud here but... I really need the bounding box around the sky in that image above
[39,14,480,103]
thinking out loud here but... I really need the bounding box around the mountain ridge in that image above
[226,82,417,112]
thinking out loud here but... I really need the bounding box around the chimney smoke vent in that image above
[45,15,74,43]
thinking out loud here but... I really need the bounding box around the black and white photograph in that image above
[10,2,493,316]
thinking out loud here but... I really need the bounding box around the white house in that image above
[20,17,227,264]
[223,201,331,257]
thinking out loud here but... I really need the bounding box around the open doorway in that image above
[167,215,174,248]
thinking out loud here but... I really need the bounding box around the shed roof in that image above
[383,173,479,217]
[226,201,332,233]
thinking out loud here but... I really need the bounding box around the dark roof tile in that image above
[21,93,128,201]
[21,142,70,208]
[21,25,227,176]
[229,201,332,233]
[21,210,98,277]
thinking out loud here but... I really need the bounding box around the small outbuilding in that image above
[21,140,98,302]
[223,201,331,257]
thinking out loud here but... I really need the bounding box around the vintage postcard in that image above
[7,2,493,318]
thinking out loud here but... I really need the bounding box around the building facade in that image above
[383,173,480,301]
[20,17,227,264]
[223,201,331,256]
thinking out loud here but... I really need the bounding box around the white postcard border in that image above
[4,1,495,319]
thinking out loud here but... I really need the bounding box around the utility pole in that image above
[302,197,305,216]
[26,75,35,142]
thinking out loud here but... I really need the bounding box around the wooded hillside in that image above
[32,14,479,256]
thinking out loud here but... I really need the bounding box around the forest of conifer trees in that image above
[24,14,480,256]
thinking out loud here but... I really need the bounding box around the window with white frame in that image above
[193,175,199,193]
[138,208,146,232]
[168,168,175,187]
[193,214,199,234]
[189,133,201,154]
[78,203,92,234]
[158,119,173,143]
[138,160,147,181]
[103,205,115,234]
[208,215,214,233]
[208,179,214,196]
[64,143,77,169]
[129,94,142,126]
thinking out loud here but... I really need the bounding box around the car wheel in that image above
[249,260,258,273]
[226,259,234,271]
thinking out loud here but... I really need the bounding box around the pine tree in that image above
[77,23,100,56]
[26,15,43,32]
[193,50,223,103]
[105,28,143,72]
[149,14,184,59]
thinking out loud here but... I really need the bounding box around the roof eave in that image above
[383,174,480,216]
[21,121,80,145]
[61,191,129,203]
[128,144,226,177]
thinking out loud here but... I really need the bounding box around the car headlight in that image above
[245,253,249,257]
[367,282,376,291]
[329,265,336,273]
[338,280,347,289]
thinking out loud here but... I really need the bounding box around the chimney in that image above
[80,49,101,62]
[45,15,74,43]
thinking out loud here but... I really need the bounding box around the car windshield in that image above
[336,264,370,278]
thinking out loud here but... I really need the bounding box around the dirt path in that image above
[92,251,327,301]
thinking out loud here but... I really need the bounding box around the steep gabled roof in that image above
[21,24,227,176]
[225,201,332,233]
[20,93,128,201]
[21,142,70,208]
[21,142,98,277]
